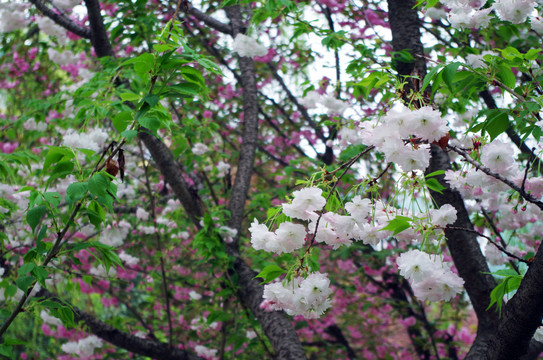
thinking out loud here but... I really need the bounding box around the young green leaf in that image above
[381,216,412,235]
[27,206,47,233]
[255,264,285,284]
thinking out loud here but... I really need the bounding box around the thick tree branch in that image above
[66,3,306,359]
[138,132,204,225]
[324,324,358,360]
[426,145,499,359]
[223,6,260,245]
[184,19,317,161]
[84,0,114,57]
[387,0,426,101]
[484,243,543,360]
[386,2,500,358]
[34,289,204,360]
[232,257,307,360]
[29,0,92,39]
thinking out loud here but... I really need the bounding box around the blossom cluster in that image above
[0,2,28,33]
[250,185,463,316]
[261,272,333,319]
[300,90,349,115]
[62,127,109,152]
[61,335,103,357]
[232,34,268,59]
[354,106,449,172]
[428,0,542,32]
[397,250,465,301]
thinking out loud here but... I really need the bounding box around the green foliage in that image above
[487,269,524,316]
[255,264,285,283]
[381,216,413,235]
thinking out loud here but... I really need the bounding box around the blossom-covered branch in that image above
[449,145,543,211]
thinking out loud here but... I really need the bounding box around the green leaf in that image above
[87,200,105,228]
[92,242,124,275]
[43,146,74,173]
[485,111,510,141]
[308,247,321,272]
[23,249,38,263]
[496,64,516,89]
[36,226,48,253]
[500,46,522,61]
[525,102,541,113]
[130,53,155,78]
[421,64,444,92]
[490,269,520,277]
[425,170,445,178]
[267,207,282,219]
[88,173,109,198]
[16,275,35,292]
[27,206,47,233]
[442,62,462,91]
[113,111,133,134]
[381,216,412,235]
[143,94,160,107]
[5,285,17,298]
[168,82,201,97]
[134,62,152,79]
[255,264,285,284]
[138,116,161,133]
[153,43,174,53]
[47,160,74,186]
[121,129,138,140]
[487,274,522,316]
[43,192,62,208]
[180,66,206,86]
[4,338,25,346]
[120,92,141,101]
[0,344,13,357]
[32,266,49,286]
[525,49,541,61]
[66,182,88,204]
[425,178,447,194]
[18,263,36,276]
[58,306,75,327]
[218,0,239,8]
[207,310,232,324]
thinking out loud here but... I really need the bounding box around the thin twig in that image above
[307,146,375,250]
[448,145,543,211]
[445,226,529,265]
[480,207,521,274]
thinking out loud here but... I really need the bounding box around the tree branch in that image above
[426,145,499,359]
[232,257,307,360]
[138,132,204,225]
[69,3,306,359]
[29,0,92,39]
[386,2,500,359]
[84,0,114,57]
[223,5,260,246]
[34,288,204,360]
[449,145,543,211]
[188,7,232,35]
[484,243,543,360]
